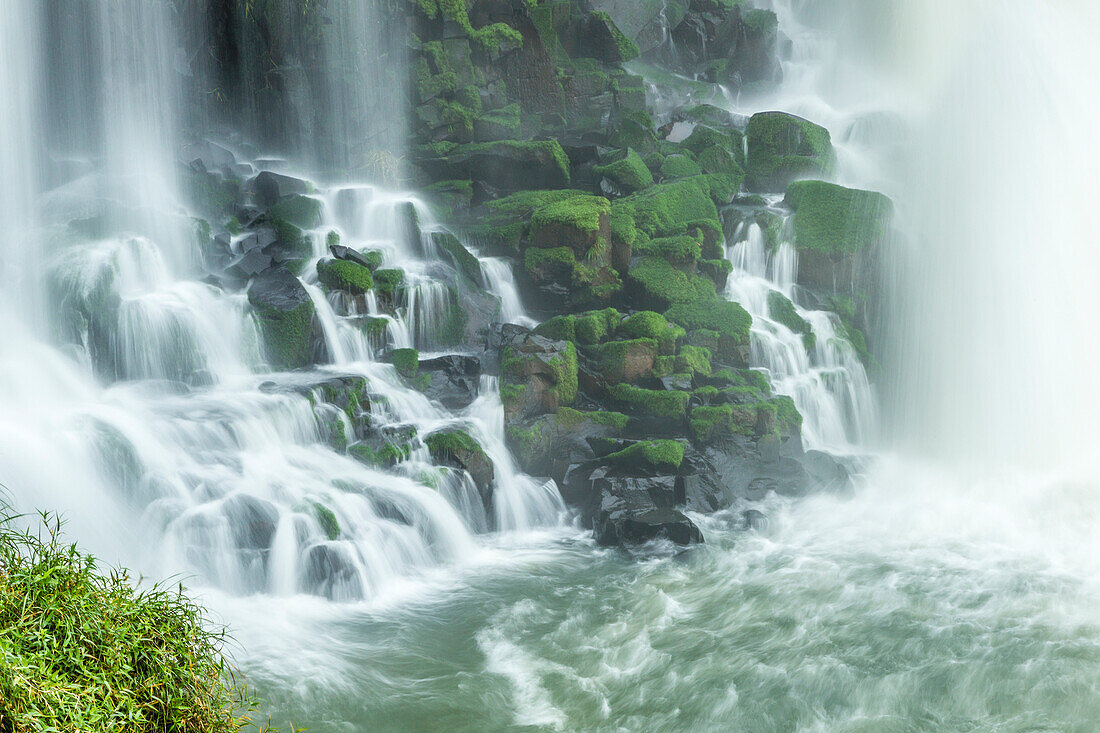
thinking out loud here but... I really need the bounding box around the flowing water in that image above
[3,1,1100,730]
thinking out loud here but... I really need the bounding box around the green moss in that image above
[609,109,658,153]
[629,256,718,310]
[767,290,815,350]
[525,246,576,281]
[594,149,654,193]
[389,348,419,380]
[660,154,703,180]
[619,311,684,355]
[531,194,610,234]
[682,125,739,156]
[373,268,405,300]
[618,178,720,238]
[693,385,719,402]
[548,341,579,405]
[268,194,323,229]
[709,368,772,396]
[500,382,527,413]
[535,315,576,341]
[424,428,482,460]
[605,439,684,470]
[664,300,752,342]
[553,407,629,430]
[591,11,640,62]
[610,383,690,418]
[633,235,701,265]
[745,111,835,191]
[595,338,659,383]
[251,300,315,370]
[784,180,893,254]
[316,259,373,295]
[675,344,713,376]
[690,404,734,443]
[349,441,413,468]
[771,395,803,432]
[310,502,340,540]
[574,308,620,344]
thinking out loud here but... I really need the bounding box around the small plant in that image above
[0,512,280,732]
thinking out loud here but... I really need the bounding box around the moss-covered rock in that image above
[767,290,814,351]
[745,111,835,192]
[389,348,420,380]
[659,154,704,180]
[267,194,323,229]
[247,267,319,370]
[783,180,893,255]
[424,428,495,494]
[594,148,654,193]
[610,383,689,419]
[627,256,717,311]
[421,139,571,192]
[633,235,701,265]
[595,338,659,383]
[431,231,484,285]
[501,334,579,417]
[316,258,373,295]
[619,310,684,355]
[604,439,685,471]
[525,246,576,284]
[664,300,752,365]
[574,307,621,344]
[372,268,405,302]
[530,194,612,257]
[617,178,720,239]
[674,344,713,376]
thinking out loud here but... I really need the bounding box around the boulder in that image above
[251,171,313,208]
[247,266,322,369]
[425,429,495,497]
[593,484,703,547]
[745,112,835,192]
[419,354,482,410]
[500,332,579,418]
[302,543,363,600]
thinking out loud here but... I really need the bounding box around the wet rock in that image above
[222,494,278,551]
[424,429,495,498]
[302,543,363,601]
[745,112,835,192]
[247,266,323,369]
[500,332,578,418]
[251,171,313,208]
[594,485,703,547]
[226,250,273,278]
[742,509,768,530]
[419,354,481,410]
[329,243,379,270]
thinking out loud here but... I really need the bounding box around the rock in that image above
[420,140,571,193]
[742,509,768,530]
[419,354,482,410]
[251,171,313,208]
[500,332,579,418]
[247,266,322,369]
[424,429,495,498]
[507,407,628,483]
[329,243,381,271]
[222,494,278,551]
[782,180,893,299]
[226,250,273,278]
[594,484,703,547]
[745,111,835,192]
[302,543,363,600]
[316,258,374,295]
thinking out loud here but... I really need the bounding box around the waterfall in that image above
[0,1,564,608]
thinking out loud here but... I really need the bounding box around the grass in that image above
[0,512,282,732]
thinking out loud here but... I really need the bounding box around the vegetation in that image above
[784,180,893,254]
[0,514,274,732]
[594,149,654,192]
[605,440,684,470]
[316,258,373,294]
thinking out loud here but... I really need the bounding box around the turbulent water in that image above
[2,0,1100,730]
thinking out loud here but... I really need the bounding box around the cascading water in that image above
[5,1,1100,729]
[0,0,564,613]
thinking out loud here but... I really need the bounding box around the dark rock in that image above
[226,250,273,278]
[594,485,703,547]
[329,244,378,270]
[222,494,278,551]
[419,354,482,410]
[247,266,324,369]
[302,543,363,600]
[742,509,768,530]
[251,171,313,208]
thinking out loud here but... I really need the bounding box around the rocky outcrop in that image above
[247,267,324,370]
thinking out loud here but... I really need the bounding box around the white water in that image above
[0,1,562,610]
